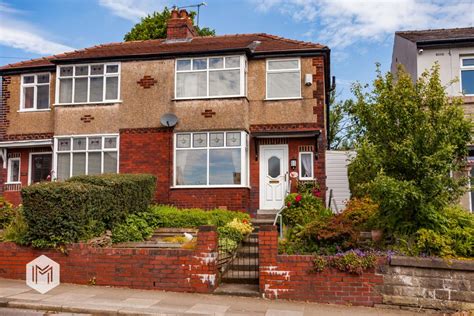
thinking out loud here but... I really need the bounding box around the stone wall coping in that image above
[390,255,474,271]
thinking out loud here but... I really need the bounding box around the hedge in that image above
[21,174,156,247]
[68,174,156,226]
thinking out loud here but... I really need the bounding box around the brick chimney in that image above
[167,9,198,40]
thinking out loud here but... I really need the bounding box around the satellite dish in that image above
[160,113,178,127]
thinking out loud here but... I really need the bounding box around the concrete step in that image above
[255,213,277,221]
[214,283,260,297]
[242,237,258,246]
[229,258,259,270]
[221,270,259,284]
[251,219,275,226]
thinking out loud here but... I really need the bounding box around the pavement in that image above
[0,278,429,315]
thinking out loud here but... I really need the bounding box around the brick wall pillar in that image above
[190,225,219,293]
[258,225,278,293]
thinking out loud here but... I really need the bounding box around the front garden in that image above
[0,174,252,253]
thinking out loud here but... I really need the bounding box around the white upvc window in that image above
[54,134,119,180]
[20,73,50,111]
[460,57,474,96]
[7,157,21,183]
[266,58,301,99]
[175,55,246,99]
[299,152,314,180]
[56,63,120,105]
[174,131,248,187]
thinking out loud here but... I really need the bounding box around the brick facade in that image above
[0,226,218,293]
[258,226,383,307]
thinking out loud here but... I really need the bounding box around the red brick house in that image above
[0,10,330,215]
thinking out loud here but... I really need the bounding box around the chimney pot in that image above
[179,9,188,18]
[171,9,179,18]
[167,9,197,40]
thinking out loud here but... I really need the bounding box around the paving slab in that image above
[0,278,427,316]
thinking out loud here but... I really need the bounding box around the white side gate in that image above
[326,150,355,213]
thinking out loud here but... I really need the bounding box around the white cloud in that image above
[0,1,74,55]
[254,0,474,49]
[98,0,168,21]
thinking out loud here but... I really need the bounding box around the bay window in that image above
[266,59,301,99]
[20,73,50,110]
[175,56,246,99]
[57,63,120,104]
[55,135,118,180]
[174,131,248,186]
[461,57,474,95]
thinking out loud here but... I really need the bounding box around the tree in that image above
[328,90,355,150]
[347,64,472,235]
[124,7,215,41]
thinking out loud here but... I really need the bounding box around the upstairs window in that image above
[266,59,301,99]
[175,56,245,99]
[21,73,50,111]
[461,57,474,95]
[57,63,120,104]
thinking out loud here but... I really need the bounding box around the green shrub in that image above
[282,193,331,226]
[3,207,28,245]
[218,237,238,254]
[0,197,16,229]
[68,174,156,226]
[112,205,250,244]
[297,180,320,195]
[111,212,154,243]
[21,181,111,247]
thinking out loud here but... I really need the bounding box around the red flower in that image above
[314,191,322,197]
[295,194,302,203]
[242,219,249,224]
[287,202,291,208]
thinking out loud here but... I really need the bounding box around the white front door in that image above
[259,145,289,210]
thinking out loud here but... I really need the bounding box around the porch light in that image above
[290,159,297,170]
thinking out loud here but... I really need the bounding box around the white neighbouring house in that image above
[391,27,474,212]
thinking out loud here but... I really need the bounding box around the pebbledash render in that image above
[0,9,330,215]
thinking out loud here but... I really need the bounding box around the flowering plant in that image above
[311,250,378,275]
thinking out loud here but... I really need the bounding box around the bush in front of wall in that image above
[68,173,156,227]
[0,197,17,229]
[311,250,378,275]
[282,193,332,227]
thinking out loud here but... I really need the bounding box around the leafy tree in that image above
[347,64,472,235]
[124,7,215,41]
[328,90,355,150]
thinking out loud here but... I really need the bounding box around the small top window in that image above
[266,59,301,99]
[461,57,474,95]
[20,73,50,111]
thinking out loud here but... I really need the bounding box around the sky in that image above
[0,0,474,100]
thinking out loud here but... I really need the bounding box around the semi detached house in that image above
[0,10,330,215]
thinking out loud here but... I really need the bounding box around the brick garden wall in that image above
[0,226,218,293]
[259,225,474,311]
[258,226,383,307]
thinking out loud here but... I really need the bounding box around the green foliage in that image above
[282,193,331,227]
[393,206,473,257]
[218,237,238,253]
[112,205,250,244]
[111,213,154,243]
[296,180,320,195]
[328,90,355,150]
[311,251,377,275]
[3,207,28,245]
[124,7,215,41]
[20,174,156,248]
[68,174,156,227]
[0,197,16,229]
[347,64,472,236]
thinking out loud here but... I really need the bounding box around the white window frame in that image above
[55,63,121,105]
[6,157,21,184]
[460,56,474,96]
[174,55,246,100]
[173,131,249,188]
[52,134,119,180]
[266,58,302,100]
[298,151,314,180]
[28,152,53,185]
[20,73,51,112]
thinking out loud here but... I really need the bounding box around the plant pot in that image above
[371,229,383,242]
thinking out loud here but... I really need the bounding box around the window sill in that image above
[53,101,122,107]
[5,182,21,185]
[170,185,250,189]
[17,109,51,113]
[264,97,303,101]
[173,96,247,101]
